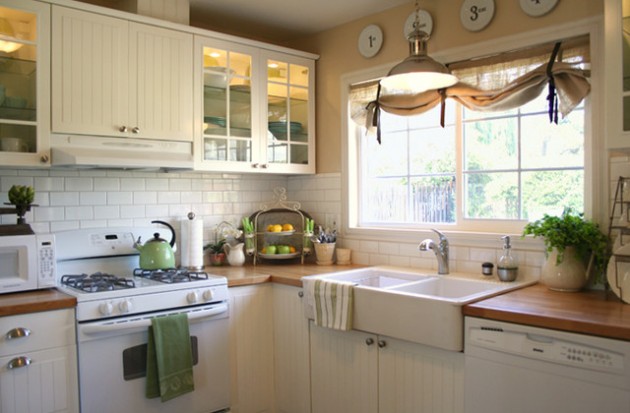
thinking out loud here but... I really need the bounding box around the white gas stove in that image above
[54,226,228,321]
[54,226,231,413]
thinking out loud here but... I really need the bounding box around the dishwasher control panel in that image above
[469,326,625,372]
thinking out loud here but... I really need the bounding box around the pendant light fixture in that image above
[380,0,457,94]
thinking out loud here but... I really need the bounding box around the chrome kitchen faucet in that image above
[418,229,449,275]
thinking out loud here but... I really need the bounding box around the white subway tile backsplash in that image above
[158,191,181,204]
[34,177,64,191]
[35,206,65,222]
[66,206,94,220]
[51,192,79,206]
[108,192,133,205]
[94,206,120,220]
[180,191,202,204]
[65,177,93,191]
[146,178,169,191]
[1,176,33,190]
[169,178,192,191]
[133,191,158,205]
[120,205,146,218]
[80,192,107,206]
[145,204,170,218]
[120,178,145,191]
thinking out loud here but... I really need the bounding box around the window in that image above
[348,34,593,235]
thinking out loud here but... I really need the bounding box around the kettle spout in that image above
[133,236,143,251]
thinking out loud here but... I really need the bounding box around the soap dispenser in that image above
[497,235,518,281]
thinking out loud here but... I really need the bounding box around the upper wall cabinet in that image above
[194,35,316,174]
[51,6,193,142]
[0,0,51,167]
[606,0,630,151]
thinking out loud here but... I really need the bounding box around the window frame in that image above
[341,18,605,247]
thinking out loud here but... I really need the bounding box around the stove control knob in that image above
[99,301,113,316]
[187,291,199,304]
[118,299,133,313]
[202,289,214,301]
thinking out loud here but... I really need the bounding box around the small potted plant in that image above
[522,208,610,291]
[204,238,226,266]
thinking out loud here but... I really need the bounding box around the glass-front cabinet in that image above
[194,36,316,174]
[264,51,315,174]
[0,0,49,166]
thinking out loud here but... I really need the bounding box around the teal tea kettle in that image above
[134,220,176,270]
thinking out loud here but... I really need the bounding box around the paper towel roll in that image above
[181,215,204,270]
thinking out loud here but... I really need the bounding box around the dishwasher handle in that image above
[80,303,228,335]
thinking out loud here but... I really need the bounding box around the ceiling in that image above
[188,0,412,43]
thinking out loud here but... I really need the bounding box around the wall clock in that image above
[403,9,433,39]
[460,0,495,32]
[519,0,559,17]
[358,24,383,58]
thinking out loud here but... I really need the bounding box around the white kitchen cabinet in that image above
[194,35,316,174]
[228,284,275,413]
[0,0,51,167]
[605,0,630,150]
[272,284,311,413]
[51,5,193,142]
[310,324,464,413]
[0,308,79,413]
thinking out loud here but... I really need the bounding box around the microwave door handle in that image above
[80,303,228,335]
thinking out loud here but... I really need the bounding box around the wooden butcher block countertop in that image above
[463,283,630,341]
[0,289,77,317]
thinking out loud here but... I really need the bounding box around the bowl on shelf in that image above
[269,121,302,135]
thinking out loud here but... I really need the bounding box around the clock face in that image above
[460,0,495,32]
[358,24,383,58]
[519,0,559,17]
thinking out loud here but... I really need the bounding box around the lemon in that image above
[289,246,296,253]
[267,224,274,232]
[261,247,267,254]
[282,223,294,231]
[272,224,283,232]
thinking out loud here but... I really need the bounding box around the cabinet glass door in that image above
[203,47,252,162]
[0,6,37,154]
[267,59,309,165]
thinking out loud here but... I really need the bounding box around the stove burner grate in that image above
[60,273,136,293]
[133,268,210,283]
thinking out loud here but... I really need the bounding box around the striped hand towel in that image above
[311,279,355,331]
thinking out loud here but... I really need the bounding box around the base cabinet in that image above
[0,308,79,413]
[310,324,464,413]
[272,284,311,413]
[229,284,275,413]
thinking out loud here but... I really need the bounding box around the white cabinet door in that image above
[0,0,51,167]
[229,284,275,413]
[0,345,79,413]
[310,324,378,413]
[272,284,311,413]
[52,6,128,137]
[52,6,193,142]
[378,337,464,413]
[129,22,192,141]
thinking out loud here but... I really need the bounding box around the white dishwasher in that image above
[464,317,630,413]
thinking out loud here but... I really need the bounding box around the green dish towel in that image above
[146,313,195,402]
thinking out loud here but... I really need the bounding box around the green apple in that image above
[266,245,277,254]
[277,245,291,254]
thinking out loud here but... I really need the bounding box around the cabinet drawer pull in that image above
[252,163,260,168]
[378,340,387,348]
[5,327,31,340]
[119,126,128,133]
[365,338,374,346]
[298,291,304,298]
[7,356,31,370]
[132,126,140,134]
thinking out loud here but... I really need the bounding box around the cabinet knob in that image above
[5,327,31,340]
[119,126,128,133]
[365,338,374,346]
[132,126,140,134]
[298,291,304,298]
[378,340,387,348]
[260,164,268,169]
[252,163,260,168]
[7,356,31,369]
[40,154,49,163]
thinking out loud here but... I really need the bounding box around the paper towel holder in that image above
[181,211,205,270]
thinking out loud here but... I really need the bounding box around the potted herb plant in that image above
[204,238,226,266]
[522,208,610,291]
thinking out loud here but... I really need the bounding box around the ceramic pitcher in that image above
[224,242,246,266]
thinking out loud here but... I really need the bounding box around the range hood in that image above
[50,134,194,170]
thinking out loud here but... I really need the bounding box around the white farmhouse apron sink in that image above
[304,266,535,351]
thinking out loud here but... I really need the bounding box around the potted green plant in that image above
[204,238,226,266]
[522,208,610,291]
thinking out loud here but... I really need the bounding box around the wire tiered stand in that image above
[249,187,314,265]
[608,176,630,303]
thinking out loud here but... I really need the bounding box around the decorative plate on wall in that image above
[519,0,559,17]
[460,0,495,32]
[358,24,384,58]
[403,9,433,39]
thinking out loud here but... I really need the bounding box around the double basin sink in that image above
[303,267,535,351]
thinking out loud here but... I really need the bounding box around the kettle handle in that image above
[151,220,176,248]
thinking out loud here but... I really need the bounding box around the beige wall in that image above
[289,1,603,174]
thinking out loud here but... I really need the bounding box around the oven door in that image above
[76,302,230,413]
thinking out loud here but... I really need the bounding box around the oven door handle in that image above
[80,303,228,335]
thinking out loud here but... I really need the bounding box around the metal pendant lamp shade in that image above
[380,28,457,94]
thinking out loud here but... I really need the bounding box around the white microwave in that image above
[0,234,56,294]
